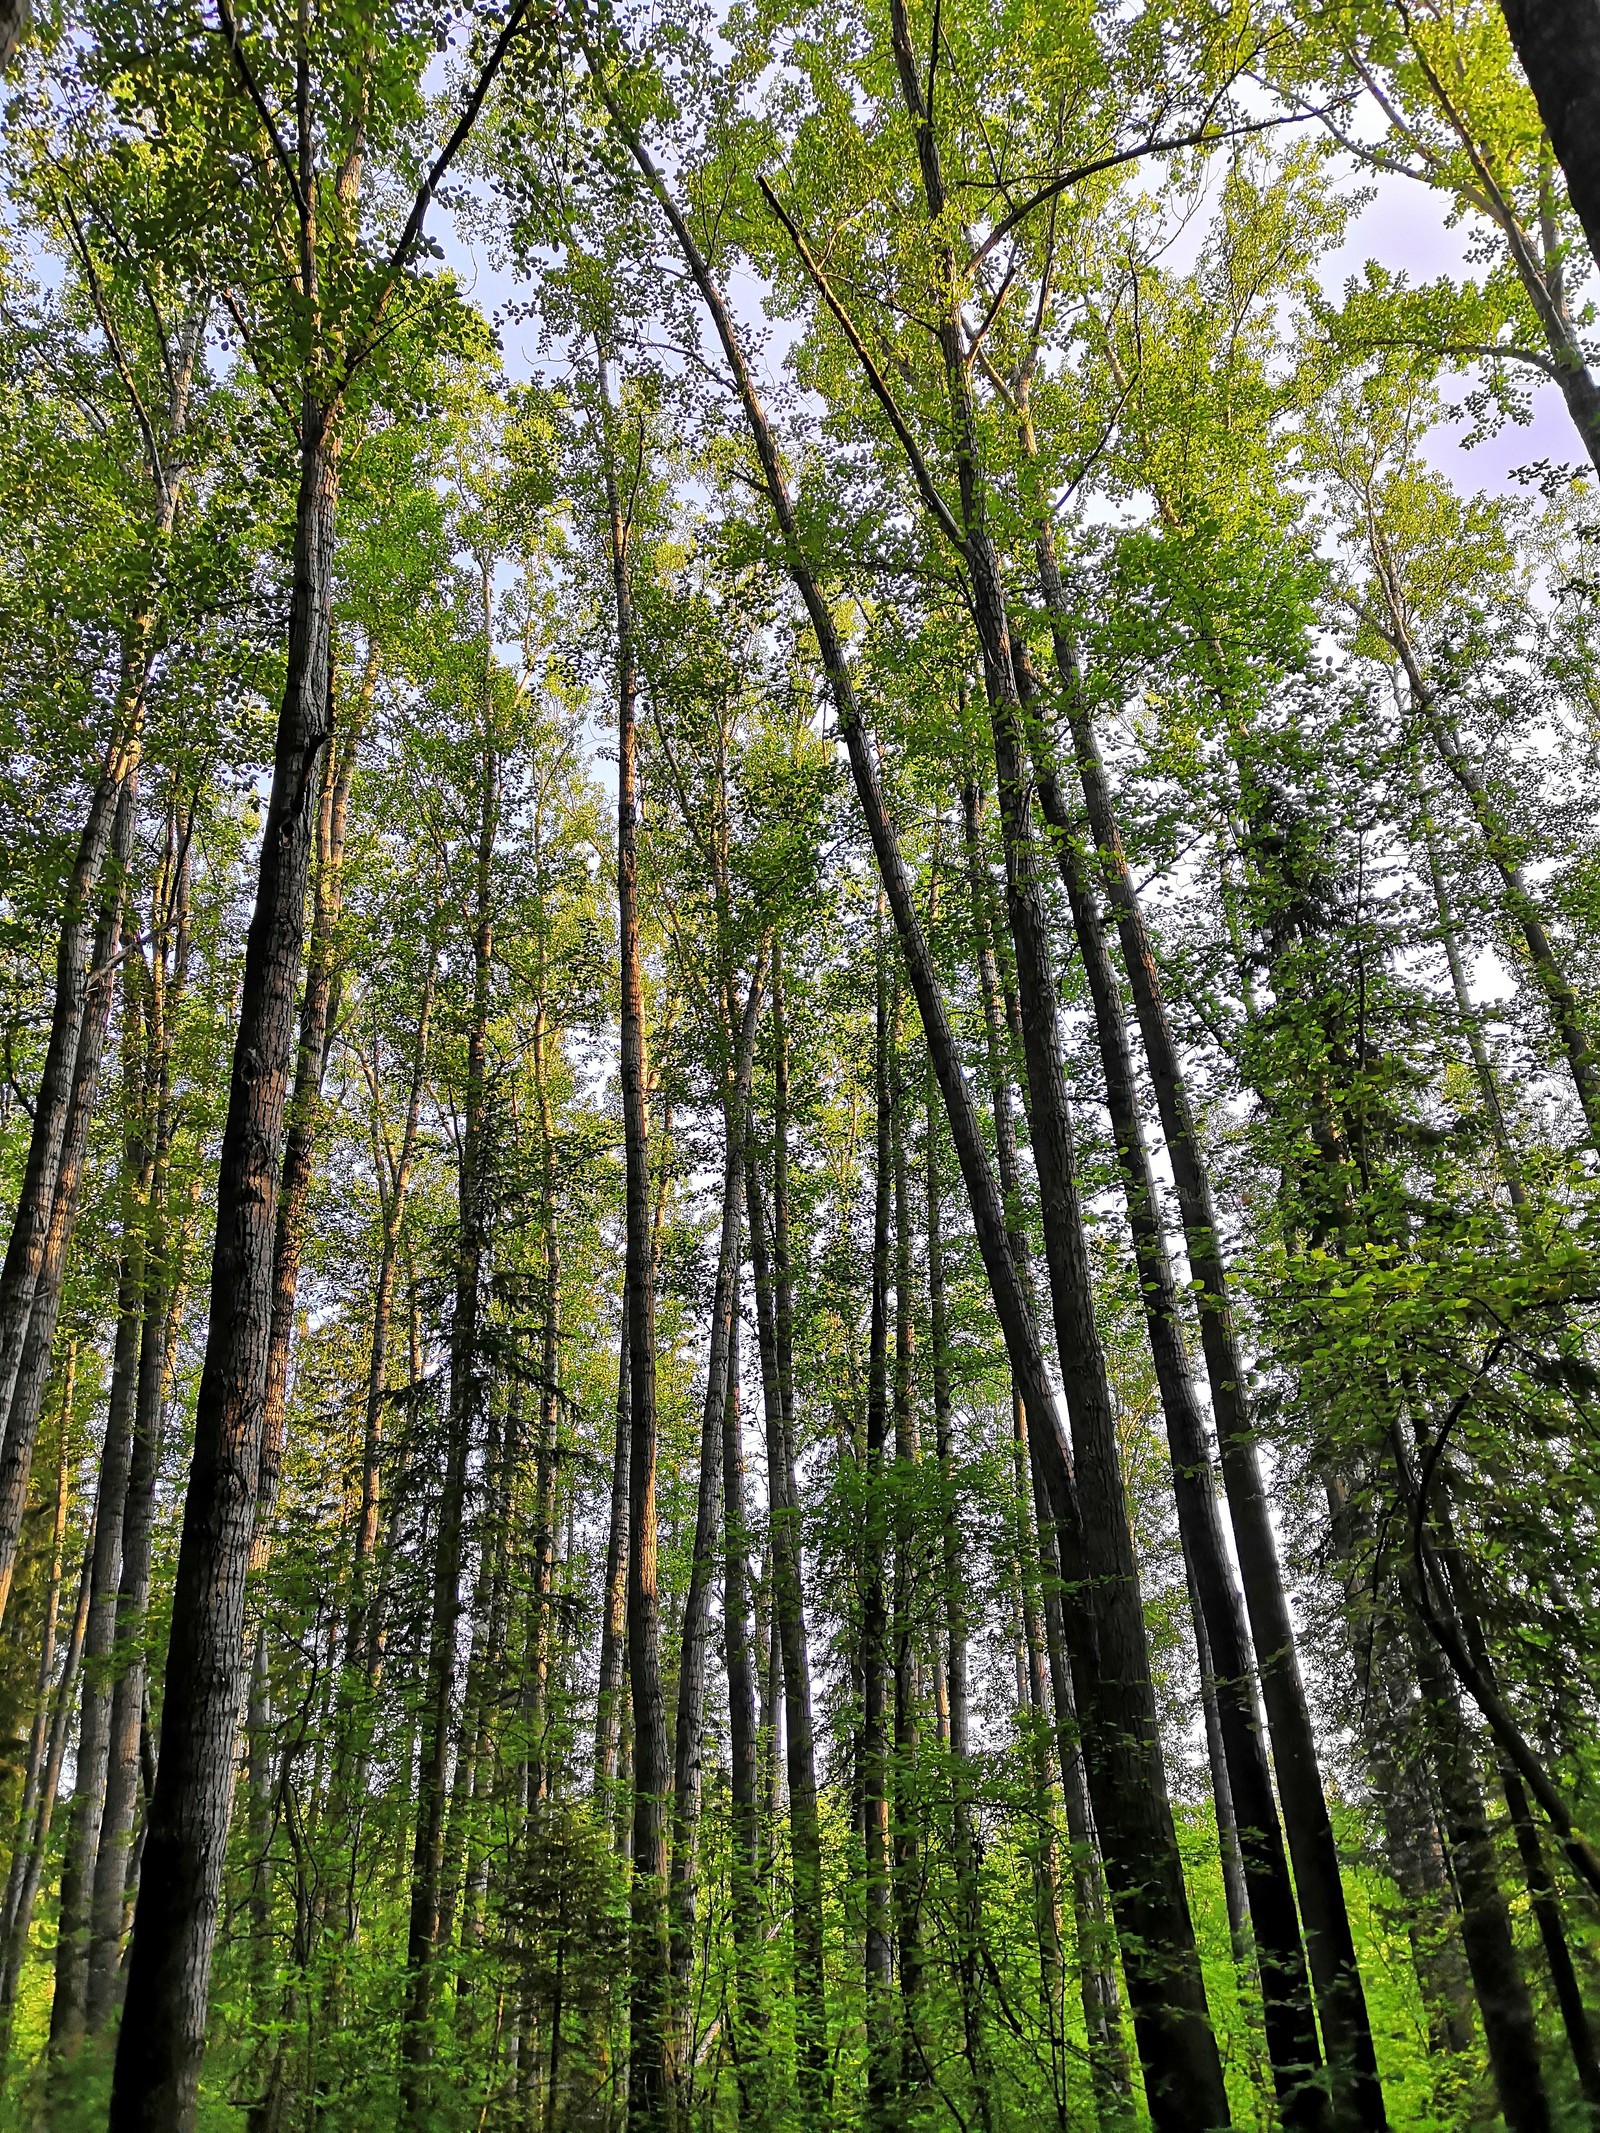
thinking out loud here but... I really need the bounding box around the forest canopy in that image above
[4,0,1600,2129]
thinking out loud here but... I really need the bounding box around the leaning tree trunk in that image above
[109,401,340,2133]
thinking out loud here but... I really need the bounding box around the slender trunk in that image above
[0,312,198,1614]
[0,1530,93,2062]
[1024,682,1325,2123]
[347,949,433,1673]
[88,800,193,2032]
[889,1000,925,2086]
[667,959,765,2048]
[51,1132,149,2060]
[1189,1557,1250,1959]
[254,651,368,1546]
[1406,1595,1551,2133]
[1010,1392,1069,2129]
[745,1055,827,2113]
[721,1277,760,2110]
[862,906,896,2129]
[528,1001,564,1804]
[963,777,1128,2121]
[594,1317,630,1798]
[0,656,145,1483]
[596,346,674,2133]
[926,1067,994,2133]
[0,783,135,1629]
[399,718,496,2118]
[5,1355,71,1917]
[1501,1759,1600,2115]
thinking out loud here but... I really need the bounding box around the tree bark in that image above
[720,1278,761,2111]
[399,692,496,2119]
[925,1063,995,2133]
[109,405,339,2133]
[667,956,765,2055]
[254,648,369,1545]
[595,345,675,2133]
[745,1038,828,2116]
[1025,685,1325,2124]
[0,781,136,1628]
[88,792,194,2033]
[1496,0,1600,278]
[862,904,897,2128]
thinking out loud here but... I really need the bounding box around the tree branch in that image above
[968,102,1344,269]
[756,174,970,557]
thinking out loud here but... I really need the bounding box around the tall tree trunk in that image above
[962,778,1128,2123]
[0,311,198,1598]
[51,953,156,2063]
[109,398,339,2133]
[1023,679,1325,2124]
[1023,450,1386,2133]
[667,958,765,2057]
[594,1317,630,1798]
[254,650,369,1546]
[596,346,674,2133]
[527,1000,564,1804]
[862,903,896,2130]
[581,71,1220,2121]
[876,18,1228,2100]
[87,793,194,2033]
[745,1017,828,2115]
[0,783,136,1629]
[889,997,925,2089]
[721,1279,761,2112]
[347,946,434,1677]
[1405,1590,1552,2133]
[399,704,496,2119]
[925,1064,995,2133]
[1009,1392,1069,2129]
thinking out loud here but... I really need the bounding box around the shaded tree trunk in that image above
[595,344,674,2133]
[110,398,340,2133]
[399,697,497,2120]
